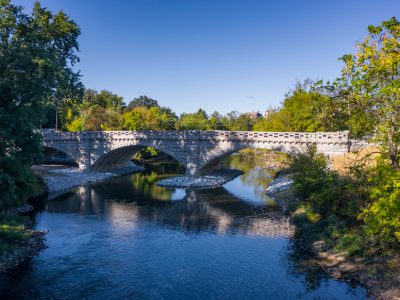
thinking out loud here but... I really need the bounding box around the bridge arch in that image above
[198,142,307,174]
[91,143,188,172]
[42,146,79,167]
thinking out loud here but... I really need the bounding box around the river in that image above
[0,157,370,299]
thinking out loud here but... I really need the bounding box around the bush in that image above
[0,158,40,212]
[288,146,366,220]
[359,162,400,246]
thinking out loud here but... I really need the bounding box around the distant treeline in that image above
[50,79,351,134]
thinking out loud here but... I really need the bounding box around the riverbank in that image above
[156,169,244,188]
[0,214,46,274]
[265,171,400,299]
[269,183,399,298]
[291,220,400,299]
[32,164,145,197]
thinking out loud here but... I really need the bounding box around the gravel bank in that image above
[34,164,145,196]
[156,169,244,188]
[265,176,293,196]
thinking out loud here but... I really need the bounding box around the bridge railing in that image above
[40,130,349,144]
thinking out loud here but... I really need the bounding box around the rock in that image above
[156,169,244,188]
[265,176,293,196]
[6,204,35,215]
[0,230,47,274]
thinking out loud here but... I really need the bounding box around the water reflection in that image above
[37,177,293,238]
[1,157,369,300]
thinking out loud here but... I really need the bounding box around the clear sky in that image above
[13,0,400,114]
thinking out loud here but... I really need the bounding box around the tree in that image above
[127,95,159,110]
[280,80,339,132]
[179,109,209,130]
[0,1,83,209]
[222,111,254,131]
[121,110,144,130]
[121,106,176,130]
[339,17,400,168]
[65,89,124,131]
[253,107,291,131]
[209,111,225,130]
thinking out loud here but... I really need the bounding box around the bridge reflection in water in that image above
[10,161,369,300]
[37,173,293,238]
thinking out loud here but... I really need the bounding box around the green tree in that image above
[253,107,291,131]
[121,106,176,131]
[359,161,400,245]
[0,1,83,209]
[209,111,225,130]
[179,109,210,130]
[127,95,159,110]
[121,110,144,130]
[65,89,124,131]
[339,17,400,168]
[280,80,339,132]
[222,111,254,131]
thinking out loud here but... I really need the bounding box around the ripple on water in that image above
[1,169,370,300]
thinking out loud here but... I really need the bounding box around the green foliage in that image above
[127,95,159,110]
[0,1,82,209]
[133,147,159,160]
[64,89,124,131]
[0,214,29,254]
[278,80,345,132]
[122,110,144,130]
[179,109,210,130]
[222,111,255,131]
[209,111,225,130]
[338,17,400,167]
[289,148,400,253]
[359,162,400,245]
[253,107,291,131]
[289,146,367,220]
[335,233,364,256]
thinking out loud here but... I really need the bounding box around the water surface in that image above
[0,161,369,299]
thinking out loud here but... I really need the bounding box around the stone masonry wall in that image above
[41,130,350,175]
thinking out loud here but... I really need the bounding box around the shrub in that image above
[359,162,400,246]
[288,146,366,220]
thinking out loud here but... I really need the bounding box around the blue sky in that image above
[14,0,400,114]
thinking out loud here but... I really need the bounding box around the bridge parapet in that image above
[41,130,349,142]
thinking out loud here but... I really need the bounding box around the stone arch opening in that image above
[91,145,187,172]
[42,147,79,167]
[199,145,293,175]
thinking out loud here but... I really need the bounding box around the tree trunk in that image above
[387,125,399,169]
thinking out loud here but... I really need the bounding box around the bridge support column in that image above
[77,138,92,171]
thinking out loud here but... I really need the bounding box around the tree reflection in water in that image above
[24,154,369,300]
[37,173,293,238]
[222,149,287,201]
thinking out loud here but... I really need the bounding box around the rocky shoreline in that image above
[156,169,244,188]
[0,230,47,273]
[33,164,145,196]
[308,242,400,300]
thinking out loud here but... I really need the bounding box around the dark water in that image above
[1,161,369,299]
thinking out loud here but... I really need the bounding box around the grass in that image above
[0,214,29,254]
[331,146,381,174]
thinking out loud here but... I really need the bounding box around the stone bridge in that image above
[41,130,350,175]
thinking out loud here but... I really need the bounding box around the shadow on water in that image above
[1,157,370,300]
[34,173,291,237]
